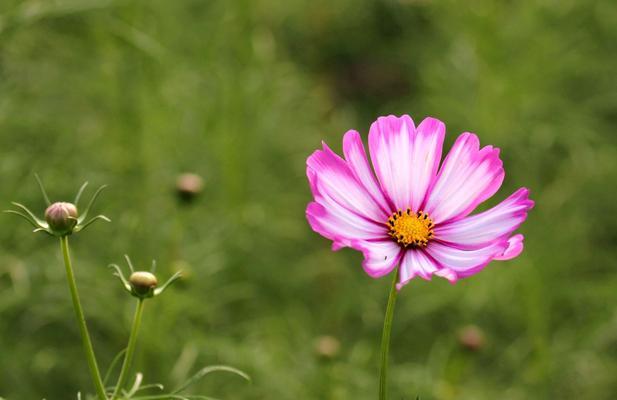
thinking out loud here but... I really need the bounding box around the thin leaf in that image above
[74,181,89,206]
[34,173,51,205]
[124,255,135,273]
[11,202,47,226]
[78,184,107,223]
[154,271,182,296]
[4,209,38,228]
[125,372,144,397]
[172,365,250,394]
[33,227,53,235]
[109,264,132,292]
[133,383,164,393]
[75,214,111,233]
[103,348,127,385]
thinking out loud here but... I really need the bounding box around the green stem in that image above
[60,236,108,400]
[111,299,145,400]
[379,267,399,400]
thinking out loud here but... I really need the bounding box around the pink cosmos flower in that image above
[306,115,533,289]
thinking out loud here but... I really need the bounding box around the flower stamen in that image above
[387,209,434,248]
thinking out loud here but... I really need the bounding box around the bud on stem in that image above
[45,202,78,235]
[129,271,158,297]
[176,173,204,203]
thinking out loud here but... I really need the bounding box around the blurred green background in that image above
[0,0,616,399]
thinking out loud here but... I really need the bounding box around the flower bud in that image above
[44,202,78,235]
[176,173,203,203]
[314,335,341,359]
[458,325,485,351]
[129,271,158,297]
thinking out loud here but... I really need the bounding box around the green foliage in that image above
[0,0,616,399]
[172,365,251,395]
[100,364,248,399]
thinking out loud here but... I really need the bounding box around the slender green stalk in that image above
[111,299,145,400]
[379,268,399,400]
[60,236,108,400]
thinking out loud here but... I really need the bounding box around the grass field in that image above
[1,1,617,399]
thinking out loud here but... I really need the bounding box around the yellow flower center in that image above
[387,209,434,247]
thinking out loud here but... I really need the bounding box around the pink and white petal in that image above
[494,234,525,260]
[351,239,402,278]
[434,268,458,284]
[307,143,388,222]
[424,240,508,279]
[434,188,534,249]
[368,115,416,210]
[343,130,391,213]
[423,133,504,224]
[306,197,387,250]
[397,249,439,289]
[408,117,446,211]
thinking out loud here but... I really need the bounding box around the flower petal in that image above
[494,234,525,260]
[306,199,386,250]
[434,268,458,283]
[343,130,391,214]
[368,115,416,210]
[396,249,460,289]
[351,239,402,278]
[408,117,446,211]
[307,142,387,223]
[433,188,534,249]
[397,249,438,288]
[424,240,508,279]
[424,133,504,224]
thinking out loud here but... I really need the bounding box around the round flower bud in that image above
[314,335,341,359]
[458,325,485,351]
[44,202,78,235]
[176,173,204,203]
[129,271,158,297]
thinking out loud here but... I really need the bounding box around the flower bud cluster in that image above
[8,177,182,301]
